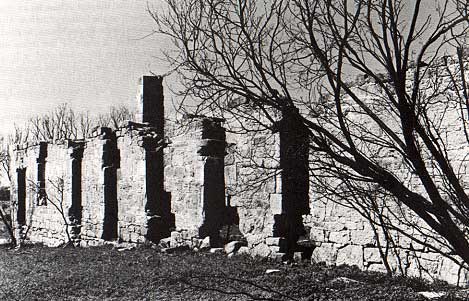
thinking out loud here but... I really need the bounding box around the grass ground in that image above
[0,244,465,300]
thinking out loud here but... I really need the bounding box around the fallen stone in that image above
[265,269,281,274]
[293,252,302,262]
[158,237,171,249]
[311,243,338,265]
[209,248,224,254]
[453,289,469,299]
[270,252,287,262]
[117,246,135,252]
[251,243,272,257]
[224,241,242,254]
[237,246,250,255]
[336,245,364,268]
[199,236,211,249]
[330,277,361,285]
[417,291,447,299]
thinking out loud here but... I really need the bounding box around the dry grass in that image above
[0,244,462,300]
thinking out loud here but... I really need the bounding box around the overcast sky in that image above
[0,1,450,138]
[0,0,170,136]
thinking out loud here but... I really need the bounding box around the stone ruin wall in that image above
[9,67,469,285]
[305,57,469,285]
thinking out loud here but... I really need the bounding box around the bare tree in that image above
[45,177,74,246]
[12,104,136,145]
[95,105,136,130]
[152,0,469,267]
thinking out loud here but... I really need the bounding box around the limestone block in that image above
[251,243,272,257]
[367,263,388,273]
[225,241,243,254]
[350,230,376,245]
[265,237,285,247]
[311,243,338,265]
[263,178,276,194]
[329,231,350,245]
[245,234,265,247]
[170,231,183,247]
[269,194,283,215]
[324,221,346,232]
[199,236,211,249]
[237,246,250,255]
[210,248,224,254]
[224,165,237,185]
[225,154,235,165]
[275,175,282,193]
[438,257,469,285]
[363,247,382,263]
[336,245,364,269]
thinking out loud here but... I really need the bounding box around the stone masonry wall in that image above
[224,107,310,258]
[10,76,230,252]
[225,125,284,256]
[10,62,469,286]
[304,57,469,285]
[165,117,226,247]
[115,130,147,244]
[11,142,72,246]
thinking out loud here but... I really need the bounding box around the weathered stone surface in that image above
[311,243,338,265]
[209,248,224,254]
[245,234,264,247]
[363,248,382,263]
[350,230,376,245]
[417,292,446,299]
[265,269,281,274]
[237,246,250,255]
[309,227,326,242]
[199,236,211,249]
[336,245,364,269]
[251,243,272,257]
[329,231,349,245]
[293,252,303,262]
[366,263,388,273]
[265,237,285,246]
[224,241,243,254]
[269,194,283,215]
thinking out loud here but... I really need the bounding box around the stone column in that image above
[143,136,174,242]
[101,128,119,241]
[134,75,174,242]
[167,117,227,247]
[274,107,310,257]
[36,142,48,205]
[198,118,227,245]
[68,141,84,245]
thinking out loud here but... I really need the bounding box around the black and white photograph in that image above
[1,0,469,299]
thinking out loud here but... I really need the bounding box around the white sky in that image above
[0,0,171,136]
[0,0,450,138]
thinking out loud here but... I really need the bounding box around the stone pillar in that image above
[273,107,310,256]
[68,141,84,245]
[15,167,27,245]
[101,128,119,241]
[198,118,227,244]
[36,142,48,205]
[167,117,227,247]
[134,75,174,242]
[143,136,174,242]
[135,76,164,130]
